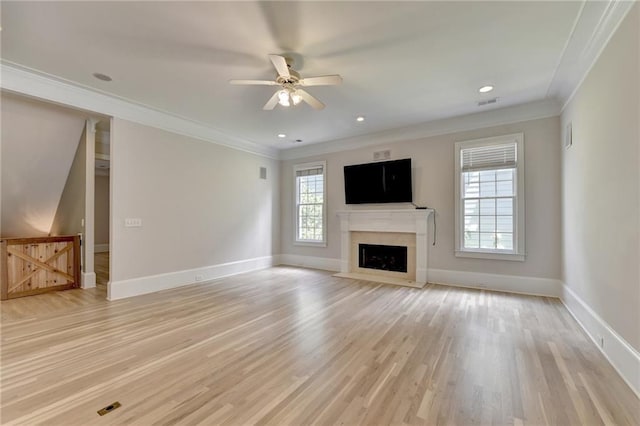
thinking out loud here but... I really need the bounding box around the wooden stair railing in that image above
[1,236,81,300]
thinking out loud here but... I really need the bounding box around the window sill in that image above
[455,250,525,262]
[294,240,327,248]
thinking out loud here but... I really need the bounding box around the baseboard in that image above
[561,284,640,398]
[81,272,96,289]
[428,268,561,297]
[278,254,341,272]
[108,255,276,300]
[94,243,109,253]
[277,255,560,297]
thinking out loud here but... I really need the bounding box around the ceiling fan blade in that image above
[263,91,281,110]
[296,89,325,110]
[230,79,278,86]
[269,54,291,78]
[298,75,343,86]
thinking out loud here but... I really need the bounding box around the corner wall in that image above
[109,118,280,299]
[280,116,562,296]
[560,5,639,394]
[50,128,86,238]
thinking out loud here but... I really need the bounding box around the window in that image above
[294,161,326,246]
[454,133,525,261]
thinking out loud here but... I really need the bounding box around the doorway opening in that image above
[94,120,111,292]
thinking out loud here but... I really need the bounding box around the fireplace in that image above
[336,209,433,288]
[359,244,408,273]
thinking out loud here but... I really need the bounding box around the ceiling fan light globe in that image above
[291,93,302,105]
[278,90,291,107]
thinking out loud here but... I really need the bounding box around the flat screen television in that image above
[344,158,412,204]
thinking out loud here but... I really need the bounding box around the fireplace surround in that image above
[335,209,433,288]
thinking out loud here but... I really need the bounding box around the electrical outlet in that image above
[195,275,203,282]
[124,218,142,227]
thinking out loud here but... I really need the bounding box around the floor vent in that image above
[97,401,122,416]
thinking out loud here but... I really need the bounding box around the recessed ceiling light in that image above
[356,116,365,122]
[478,85,494,93]
[93,73,112,82]
[278,133,286,138]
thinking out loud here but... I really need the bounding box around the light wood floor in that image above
[1,267,638,425]
[95,251,110,290]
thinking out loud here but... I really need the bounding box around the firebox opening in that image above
[358,244,408,273]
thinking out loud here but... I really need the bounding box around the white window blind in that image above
[461,142,517,172]
[296,167,323,178]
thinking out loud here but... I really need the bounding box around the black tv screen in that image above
[344,159,412,204]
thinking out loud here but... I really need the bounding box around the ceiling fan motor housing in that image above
[277,68,300,85]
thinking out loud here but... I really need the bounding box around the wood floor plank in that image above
[1,266,638,425]
[95,251,109,289]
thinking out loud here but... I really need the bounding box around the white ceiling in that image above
[0,1,590,150]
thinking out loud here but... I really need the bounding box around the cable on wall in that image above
[411,203,437,246]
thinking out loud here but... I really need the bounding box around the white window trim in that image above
[294,160,327,247]
[454,133,525,261]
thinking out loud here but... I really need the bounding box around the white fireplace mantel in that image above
[336,209,433,287]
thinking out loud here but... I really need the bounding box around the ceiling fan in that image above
[230,54,342,110]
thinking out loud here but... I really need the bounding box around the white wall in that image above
[0,93,85,237]
[109,118,280,298]
[280,116,562,289]
[560,4,639,357]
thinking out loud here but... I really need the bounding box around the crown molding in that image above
[280,98,560,160]
[0,62,279,159]
[3,1,630,162]
[547,0,636,109]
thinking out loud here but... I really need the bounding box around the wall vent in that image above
[565,122,573,148]
[478,98,498,106]
[373,150,391,161]
[259,166,267,180]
